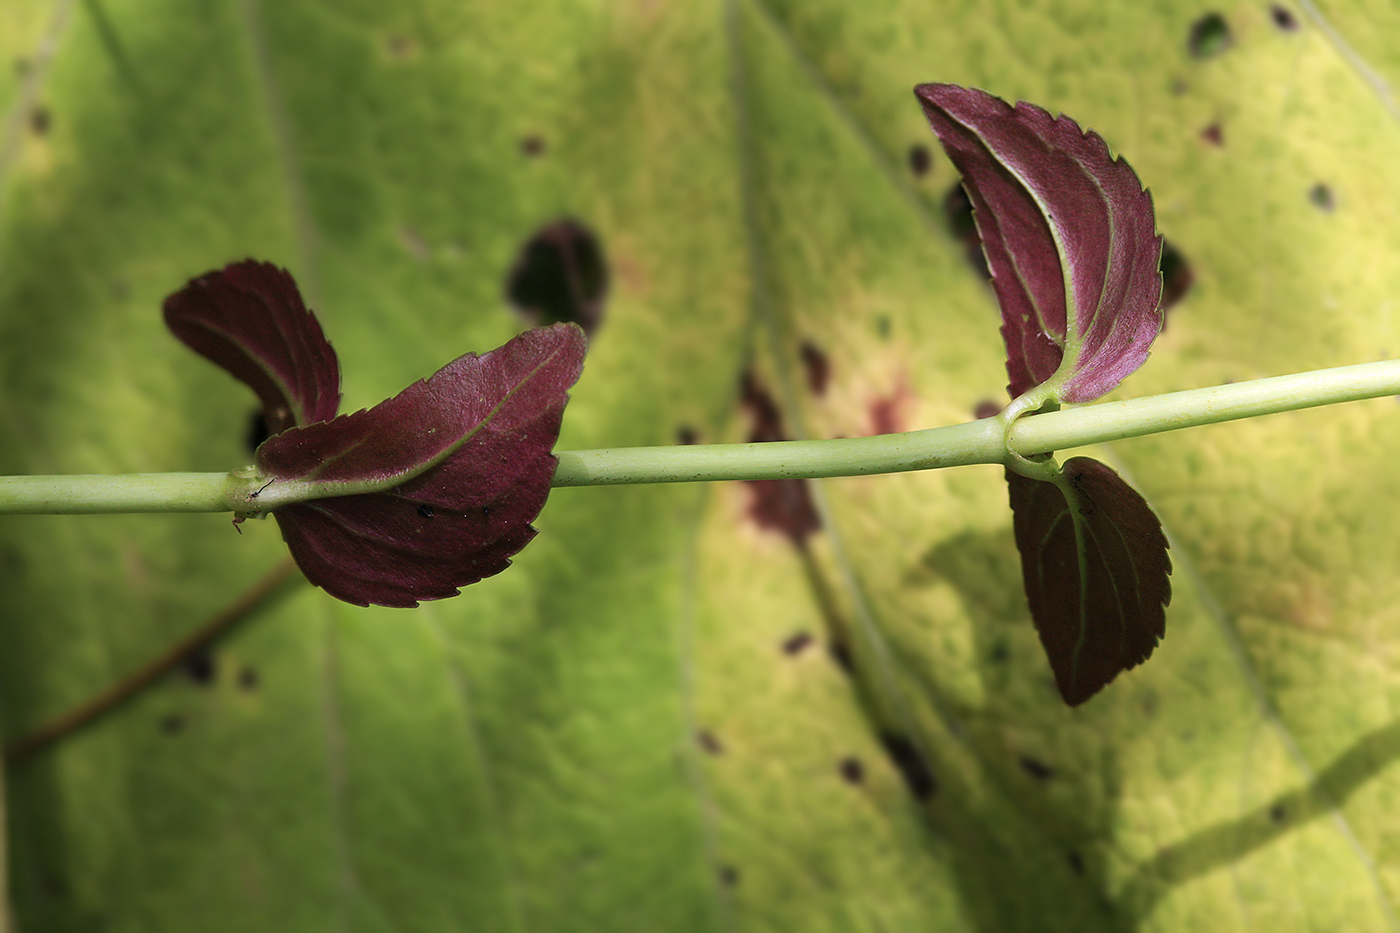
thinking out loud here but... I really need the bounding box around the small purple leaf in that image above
[164,260,341,433]
[1006,457,1171,705]
[256,324,587,607]
[915,84,1163,403]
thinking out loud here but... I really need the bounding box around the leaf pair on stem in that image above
[163,84,1170,705]
[165,263,586,608]
[916,84,1172,705]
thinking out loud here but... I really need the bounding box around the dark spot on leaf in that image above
[989,639,1010,663]
[878,731,937,800]
[417,504,435,519]
[697,730,723,755]
[1269,802,1287,823]
[399,226,429,261]
[1067,850,1086,876]
[1018,755,1055,780]
[739,369,821,544]
[385,36,415,59]
[1309,182,1335,212]
[160,714,184,735]
[1271,4,1298,30]
[183,650,215,685]
[973,399,1003,420]
[799,340,830,396]
[29,106,50,135]
[676,425,700,445]
[908,143,932,177]
[874,315,892,340]
[944,183,989,278]
[868,387,910,435]
[1158,239,1194,325]
[829,640,855,676]
[238,667,259,691]
[247,409,271,454]
[521,135,546,156]
[505,218,609,336]
[1188,13,1231,59]
[781,631,814,656]
[1199,122,1223,146]
[839,756,864,784]
[719,865,740,887]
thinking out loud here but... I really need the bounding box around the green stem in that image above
[1,359,1397,513]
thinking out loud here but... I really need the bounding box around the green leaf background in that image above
[3,0,1400,929]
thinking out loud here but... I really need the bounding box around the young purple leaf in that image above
[1006,458,1171,705]
[255,323,587,607]
[915,84,1163,403]
[164,260,341,433]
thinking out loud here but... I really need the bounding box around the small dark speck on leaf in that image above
[989,639,1010,663]
[1188,12,1232,59]
[1271,4,1299,30]
[973,399,1003,420]
[183,650,215,685]
[29,106,50,135]
[1019,755,1055,780]
[239,667,259,691]
[1269,803,1287,823]
[719,865,740,887]
[506,218,609,336]
[521,135,546,156]
[247,409,271,454]
[829,640,855,676]
[1199,122,1223,146]
[799,340,830,396]
[160,714,185,735]
[782,631,814,656]
[879,731,937,800]
[1309,182,1335,212]
[676,425,700,445]
[874,315,892,340]
[908,143,932,177]
[839,756,864,784]
[1067,850,1086,876]
[1158,238,1194,325]
[739,369,821,543]
[417,504,435,519]
[944,183,989,278]
[697,730,723,756]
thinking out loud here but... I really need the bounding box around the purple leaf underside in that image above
[163,260,341,433]
[257,323,587,607]
[1006,457,1171,705]
[915,83,1163,403]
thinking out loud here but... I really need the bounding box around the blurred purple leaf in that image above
[256,323,587,607]
[163,260,341,434]
[1006,457,1171,705]
[915,84,1163,403]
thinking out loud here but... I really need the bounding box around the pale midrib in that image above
[236,0,320,308]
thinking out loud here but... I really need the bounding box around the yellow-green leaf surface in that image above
[3,1,1400,930]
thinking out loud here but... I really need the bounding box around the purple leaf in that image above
[255,323,587,607]
[164,260,341,434]
[915,84,1163,403]
[1006,457,1171,705]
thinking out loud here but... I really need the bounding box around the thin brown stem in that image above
[4,558,301,763]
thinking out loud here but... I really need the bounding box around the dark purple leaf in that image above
[1006,457,1171,705]
[915,84,1163,403]
[164,260,341,434]
[256,323,587,607]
